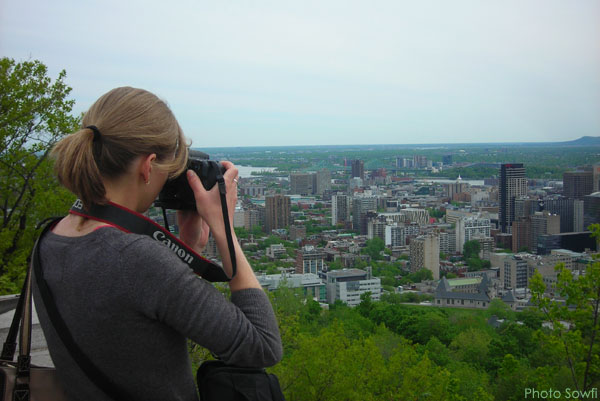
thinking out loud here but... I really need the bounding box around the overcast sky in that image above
[1,0,599,147]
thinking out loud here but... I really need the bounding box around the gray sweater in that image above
[32,227,282,401]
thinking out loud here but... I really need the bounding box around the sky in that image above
[1,0,599,147]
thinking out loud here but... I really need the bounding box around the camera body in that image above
[155,150,226,210]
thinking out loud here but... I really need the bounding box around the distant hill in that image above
[557,136,600,146]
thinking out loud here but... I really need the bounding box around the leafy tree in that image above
[0,58,79,293]
[529,224,600,392]
[362,237,385,261]
[463,240,481,259]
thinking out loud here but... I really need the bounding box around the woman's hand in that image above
[186,161,239,240]
[177,211,210,254]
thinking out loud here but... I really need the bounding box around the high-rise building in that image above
[332,194,351,226]
[352,196,377,234]
[499,163,527,233]
[593,163,600,192]
[351,159,364,179]
[512,217,533,253]
[244,207,264,231]
[456,216,491,252]
[290,173,313,195]
[531,211,560,253]
[265,195,291,233]
[502,256,529,289]
[583,192,600,229]
[410,234,440,280]
[315,169,331,195]
[543,196,575,232]
[563,170,593,199]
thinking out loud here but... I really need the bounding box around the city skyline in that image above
[1,1,599,147]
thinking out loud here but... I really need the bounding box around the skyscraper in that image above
[563,170,593,199]
[289,173,313,195]
[499,163,527,233]
[351,159,364,179]
[265,195,291,233]
[332,194,350,226]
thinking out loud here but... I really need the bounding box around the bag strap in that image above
[32,219,135,401]
[1,266,30,361]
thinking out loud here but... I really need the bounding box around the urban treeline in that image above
[2,58,599,399]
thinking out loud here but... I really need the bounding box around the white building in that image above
[410,234,440,280]
[456,215,491,253]
[325,268,381,306]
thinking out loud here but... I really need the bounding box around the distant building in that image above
[289,225,307,241]
[446,176,469,199]
[443,154,453,166]
[352,196,377,234]
[456,216,491,253]
[583,192,600,229]
[537,232,597,254]
[332,194,351,226]
[266,244,287,259]
[563,170,593,199]
[265,195,291,233]
[410,234,440,280]
[290,173,313,195]
[351,159,365,179]
[315,169,331,195]
[501,256,530,289]
[324,268,381,306]
[434,276,491,309]
[499,163,527,233]
[244,207,264,231]
[296,245,325,274]
[257,272,327,302]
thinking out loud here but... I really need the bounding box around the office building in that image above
[410,234,440,280]
[501,256,529,289]
[543,196,577,233]
[324,268,381,306]
[315,169,331,195]
[530,211,560,253]
[332,194,351,226]
[290,173,313,195]
[455,216,491,253]
[584,192,600,229]
[351,159,364,179]
[265,195,291,233]
[258,273,326,302]
[499,163,527,233]
[563,170,593,199]
[352,196,377,234]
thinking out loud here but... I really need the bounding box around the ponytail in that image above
[52,127,107,210]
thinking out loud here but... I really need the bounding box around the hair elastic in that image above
[86,125,102,141]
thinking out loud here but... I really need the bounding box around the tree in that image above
[0,58,79,293]
[529,224,600,392]
[362,237,385,261]
[463,240,481,259]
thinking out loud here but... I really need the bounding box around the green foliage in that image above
[361,237,385,261]
[463,240,481,259]
[529,224,600,392]
[0,58,79,294]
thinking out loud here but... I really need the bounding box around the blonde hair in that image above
[52,87,189,209]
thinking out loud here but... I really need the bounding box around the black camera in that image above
[155,150,226,210]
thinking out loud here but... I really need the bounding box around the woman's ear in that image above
[139,153,157,184]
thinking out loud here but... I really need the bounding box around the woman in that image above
[32,87,282,400]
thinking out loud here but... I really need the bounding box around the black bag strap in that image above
[32,219,135,401]
[0,267,29,361]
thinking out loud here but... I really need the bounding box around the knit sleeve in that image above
[121,237,282,368]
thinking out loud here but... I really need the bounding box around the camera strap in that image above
[69,199,234,282]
